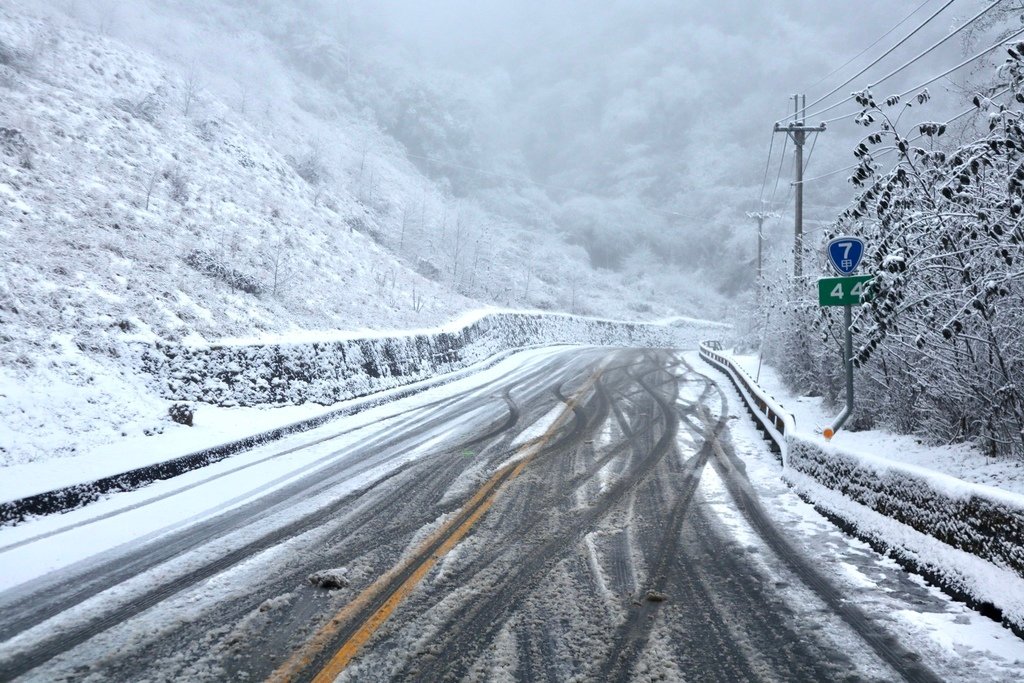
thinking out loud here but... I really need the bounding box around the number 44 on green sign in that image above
[817,275,874,307]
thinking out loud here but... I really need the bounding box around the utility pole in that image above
[774,94,826,283]
[746,205,780,296]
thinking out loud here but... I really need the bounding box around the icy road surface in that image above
[1,348,1023,682]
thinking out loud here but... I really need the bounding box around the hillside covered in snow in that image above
[1,1,682,347]
[0,0,741,469]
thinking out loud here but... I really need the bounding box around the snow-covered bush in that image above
[164,165,190,204]
[141,312,725,407]
[183,249,264,296]
[113,92,162,124]
[287,143,330,187]
[167,402,193,426]
[0,35,33,72]
[771,47,1024,458]
[0,125,32,170]
[788,435,1024,592]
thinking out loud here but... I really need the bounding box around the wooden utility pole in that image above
[774,94,826,282]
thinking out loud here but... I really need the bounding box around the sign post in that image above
[819,237,870,441]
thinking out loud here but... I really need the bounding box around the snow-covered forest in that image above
[2,0,1024,464]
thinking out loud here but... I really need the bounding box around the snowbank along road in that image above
[0,348,1021,682]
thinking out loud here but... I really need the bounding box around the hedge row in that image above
[141,312,726,406]
[788,437,1024,580]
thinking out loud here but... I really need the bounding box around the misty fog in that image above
[45,0,1001,308]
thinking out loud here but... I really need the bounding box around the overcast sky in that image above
[53,0,1008,289]
[356,0,992,205]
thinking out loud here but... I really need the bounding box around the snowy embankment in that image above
[697,342,1024,634]
[0,313,723,522]
[142,310,726,406]
[0,4,723,469]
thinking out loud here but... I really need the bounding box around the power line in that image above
[804,130,821,172]
[758,100,801,208]
[780,0,960,124]
[772,95,826,279]
[798,161,866,186]
[768,133,789,209]
[798,0,1006,124]
[816,26,1024,126]
[805,0,938,94]
[796,86,1010,186]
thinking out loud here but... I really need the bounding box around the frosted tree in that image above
[817,46,1024,456]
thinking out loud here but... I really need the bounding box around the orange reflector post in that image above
[823,428,834,441]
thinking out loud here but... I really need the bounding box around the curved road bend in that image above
[0,348,1017,682]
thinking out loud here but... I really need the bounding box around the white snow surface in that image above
[0,0,725,471]
[2,349,1022,680]
[509,402,566,449]
[694,347,1024,634]
[210,308,723,347]
[0,346,568,593]
[0,401,329,503]
[1,310,717,487]
[730,352,1024,497]
[693,354,1024,681]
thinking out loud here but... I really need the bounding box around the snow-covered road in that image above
[0,348,1022,681]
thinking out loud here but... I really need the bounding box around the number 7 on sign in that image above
[827,236,865,275]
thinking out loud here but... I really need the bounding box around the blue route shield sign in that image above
[827,236,865,275]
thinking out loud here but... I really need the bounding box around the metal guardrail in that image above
[698,340,795,462]
[698,345,1024,633]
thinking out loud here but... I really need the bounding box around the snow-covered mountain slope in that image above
[0,0,706,346]
[0,4,461,467]
[0,5,476,349]
[0,2,717,468]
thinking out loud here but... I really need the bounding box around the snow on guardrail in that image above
[698,340,1024,633]
[698,341,795,464]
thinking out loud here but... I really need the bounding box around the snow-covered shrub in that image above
[629,301,653,314]
[0,126,32,169]
[183,249,264,296]
[195,118,221,143]
[287,144,330,186]
[758,261,836,402]
[113,92,162,124]
[792,49,1024,458]
[789,435,1024,587]
[0,126,27,155]
[164,165,189,204]
[168,403,193,426]
[0,37,30,71]
[416,257,443,281]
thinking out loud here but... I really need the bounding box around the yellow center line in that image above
[267,368,604,683]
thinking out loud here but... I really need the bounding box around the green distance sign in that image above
[818,275,874,307]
